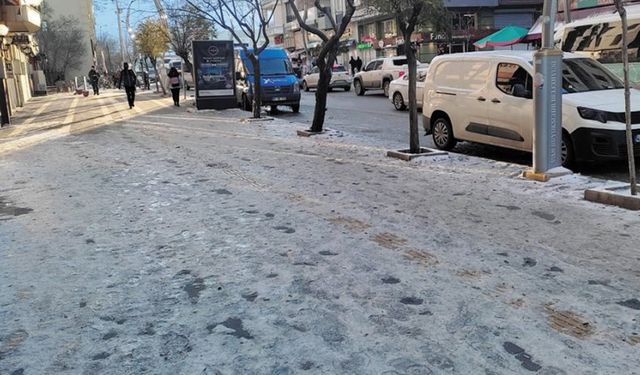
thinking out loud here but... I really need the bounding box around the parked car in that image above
[388,68,428,111]
[302,65,352,92]
[353,56,412,97]
[422,51,640,168]
[235,48,301,113]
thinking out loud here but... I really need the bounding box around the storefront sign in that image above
[357,42,373,49]
[192,40,236,110]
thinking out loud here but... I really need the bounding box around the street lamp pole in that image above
[526,0,571,180]
[115,0,127,63]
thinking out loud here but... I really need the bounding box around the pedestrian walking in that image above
[355,57,363,73]
[167,67,181,107]
[349,56,356,76]
[88,66,100,95]
[143,71,150,90]
[118,63,137,109]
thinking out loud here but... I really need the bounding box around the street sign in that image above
[192,40,236,110]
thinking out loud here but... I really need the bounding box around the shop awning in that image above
[473,26,530,49]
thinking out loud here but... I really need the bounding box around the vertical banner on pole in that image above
[192,40,236,110]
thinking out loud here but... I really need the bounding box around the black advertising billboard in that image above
[192,40,236,110]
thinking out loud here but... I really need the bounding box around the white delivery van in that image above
[422,51,640,167]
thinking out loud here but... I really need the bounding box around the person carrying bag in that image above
[168,67,181,107]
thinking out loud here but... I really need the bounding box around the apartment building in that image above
[0,0,43,126]
[263,0,543,67]
[45,0,96,80]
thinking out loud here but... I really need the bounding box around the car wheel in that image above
[383,80,391,97]
[432,117,456,150]
[561,132,575,170]
[291,104,300,113]
[354,80,365,96]
[393,92,406,111]
[302,81,309,92]
[344,86,351,92]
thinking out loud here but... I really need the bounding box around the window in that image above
[364,60,378,71]
[562,58,623,93]
[383,19,397,37]
[392,58,408,66]
[286,2,296,23]
[496,63,533,99]
[374,61,384,70]
[452,13,477,31]
[363,23,376,38]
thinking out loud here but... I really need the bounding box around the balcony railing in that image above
[0,5,41,33]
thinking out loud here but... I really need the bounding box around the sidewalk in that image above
[0,89,172,156]
[0,104,639,374]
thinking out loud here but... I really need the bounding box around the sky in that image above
[95,0,161,39]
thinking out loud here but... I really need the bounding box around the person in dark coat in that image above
[167,67,181,107]
[348,56,356,76]
[355,57,363,72]
[118,62,137,109]
[143,71,150,90]
[88,66,100,95]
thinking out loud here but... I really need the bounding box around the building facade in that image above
[45,0,96,81]
[263,0,543,68]
[0,0,43,126]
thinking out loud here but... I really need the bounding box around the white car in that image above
[422,50,640,168]
[388,68,428,111]
[353,56,411,97]
[302,65,352,92]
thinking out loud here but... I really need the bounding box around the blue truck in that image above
[235,48,301,113]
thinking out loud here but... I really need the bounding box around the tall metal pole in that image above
[532,0,565,175]
[115,0,126,64]
[563,0,572,23]
[614,0,638,195]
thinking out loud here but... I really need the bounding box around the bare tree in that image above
[184,0,279,119]
[290,0,356,133]
[365,0,448,153]
[166,2,215,81]
[37,16,87,84]
[97,32,123,74]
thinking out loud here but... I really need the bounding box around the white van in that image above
[422,51,640,167]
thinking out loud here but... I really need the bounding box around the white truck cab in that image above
[422,51,640,167]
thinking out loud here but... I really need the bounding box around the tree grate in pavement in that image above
[544,305,594,338]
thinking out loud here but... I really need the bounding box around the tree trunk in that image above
[249,54,261,119]
[177,52,195,83]
[310,50,336,133]
[150,56,167,95]
[405,32,420,153]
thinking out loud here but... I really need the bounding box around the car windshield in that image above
[332,65,346,72]
[562,58,624,93]
[245,58,293,75]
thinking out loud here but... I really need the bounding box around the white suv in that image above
[353,56,409,97]
[422,51,640,168]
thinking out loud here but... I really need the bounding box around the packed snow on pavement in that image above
[1,107,639,374]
